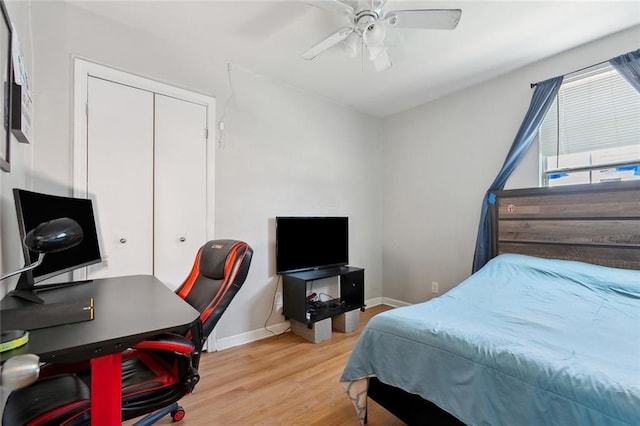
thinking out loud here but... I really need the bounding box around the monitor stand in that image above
[8,273,93,304]
[8,289,45,304]
[7,272,44,304]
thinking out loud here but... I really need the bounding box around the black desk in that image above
[0,275,200,425]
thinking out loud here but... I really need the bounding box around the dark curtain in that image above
[471,76,563,273]
[610,49,640,93]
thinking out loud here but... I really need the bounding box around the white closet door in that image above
[86,77,154,279]
[154,94,208,290]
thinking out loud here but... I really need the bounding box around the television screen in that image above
[275,216,348,274]
[13,188,102,286]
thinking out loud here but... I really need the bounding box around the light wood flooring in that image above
[127,305,404,425]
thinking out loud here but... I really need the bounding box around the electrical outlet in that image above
[275,292,283,310]
[431,282,439,294]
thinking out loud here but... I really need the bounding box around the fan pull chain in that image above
[361,36,365,73]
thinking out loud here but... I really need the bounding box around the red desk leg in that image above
[91,353,122,425]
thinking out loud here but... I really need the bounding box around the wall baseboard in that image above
[213,321,291,351]
[381,297,411,308]
[364,296,382,307]
[210,297,408,351]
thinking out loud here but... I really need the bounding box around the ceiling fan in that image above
[302,0,462,72]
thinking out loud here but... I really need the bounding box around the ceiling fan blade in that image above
[303,0,354,16]
[387,9,462,30]
[370,0,389,10]
[368,46,392,72]
[302,27,355,60]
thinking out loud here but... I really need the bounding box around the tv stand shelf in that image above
[281,266,364,326]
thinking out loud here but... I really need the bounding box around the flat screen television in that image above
[13,188,102,291]
[275,216,348,274]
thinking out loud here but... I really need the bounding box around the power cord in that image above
[264,275,290,336]
[217,62,235,148]
[319,292,337,302]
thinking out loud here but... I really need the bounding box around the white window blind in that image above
[539,65,640,165]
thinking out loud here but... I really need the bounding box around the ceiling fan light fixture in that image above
[384,12,398,26]
[367,44,386,60]
[363,22,386,47]
[370,47,392,72]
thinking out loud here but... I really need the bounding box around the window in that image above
[539,64,640,187]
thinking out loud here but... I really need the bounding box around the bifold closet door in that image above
[86,76,154,279]
[153,95,207,290]
[84,77,207,288]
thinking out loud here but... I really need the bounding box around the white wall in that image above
[20,1,383,342]
[0,0,34,298]
[381,26,640,304]
[215,67,383,339]
[3,0,636,343]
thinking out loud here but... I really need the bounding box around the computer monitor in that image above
[12,188,102,294]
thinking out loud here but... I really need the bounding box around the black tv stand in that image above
[281,266,364,326]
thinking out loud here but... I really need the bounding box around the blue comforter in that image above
[341,254,640,425]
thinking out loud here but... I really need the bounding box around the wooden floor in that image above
[128,305,404,425]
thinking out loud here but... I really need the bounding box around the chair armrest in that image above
[132,333,195,355]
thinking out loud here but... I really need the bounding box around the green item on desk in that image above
[0,330,29,352]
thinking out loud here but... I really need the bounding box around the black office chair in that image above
[2,239,253,425]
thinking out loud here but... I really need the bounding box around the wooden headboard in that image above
[490,181,640,270]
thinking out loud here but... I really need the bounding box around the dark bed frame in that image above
[366,180,640,425]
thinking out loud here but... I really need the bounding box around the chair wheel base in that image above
[171,406,185,422]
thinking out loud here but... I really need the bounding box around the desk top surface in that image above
[1,275,200,363]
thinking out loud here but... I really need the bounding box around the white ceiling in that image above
[69,0,640,117]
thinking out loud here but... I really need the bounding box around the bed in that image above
[340,180,640,425]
